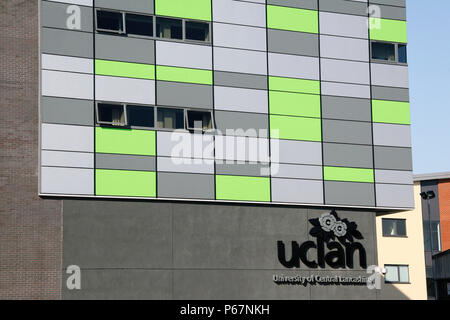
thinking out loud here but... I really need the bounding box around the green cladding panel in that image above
[269,91,321,118]
[156,65,213,85]
[269,76,320,95]
[95,127,156,156]
[372,100,411,125]
[369,18,407,43]
[324,167,375,183]
[96,170,156,197]
[95,60,155,80]
[155,0,212,21]
[215,175,271,202]
[267,5,318,34]
[270,115,322,141]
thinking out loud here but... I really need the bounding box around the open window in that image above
[398,44,407,63]
[126,13,153,37]
[156,17,182,40]
[127,105,154,128]
[186,110,213,131]
[185,21,210,42]
[371,41,407,64]
[97,103,127,126]
[157,107,185,129]
[96,10,124,34]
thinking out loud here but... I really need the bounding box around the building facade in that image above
[1,0,417,299]
[414,172,450,299]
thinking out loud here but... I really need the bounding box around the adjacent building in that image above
[1,0,418,299]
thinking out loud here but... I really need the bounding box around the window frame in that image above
[95,8,126,35]
[95,9,211,44]
[96,102,128,127]
[126,104,156,130]
[156,106,187,131]
[185,109,215,132]
[384,264,410,284]
[370,40,408,65]
[382,218,407,238]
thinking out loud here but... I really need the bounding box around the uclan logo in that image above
[278,210,367,269]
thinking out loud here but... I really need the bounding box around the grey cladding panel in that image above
[157,81,213,109]
[372,86,410,102]
[96,154,156,171]
[267,0,317,10]
[322,119,373,145]
[95,34,155,64]
[216,162,270,177]
[319,0,368,16]
[325,181,375,207]
[95,0,154,14]
[157,172,215,199]
[268,29,319,57]
[322,96,372,122]
[41,28,93,58]
[323,143,373,168]
[41,0,93,32]
[214,111,269,137]
[214,71,267,90]
[374,146,413,170]
[41,97,94,126]
[377,4,407,20]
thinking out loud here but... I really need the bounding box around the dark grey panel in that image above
[319,0,368,16]
[41,97,94,126]
[96,154,156,171]
[374,146,413,170]
[95,33,155,64]
[62,200,172,268]
[173,270,311,300]
[214,111,269,137]
[371,86,410,102]
[369,0,406,8]
[268,29,319,57]
[216,161,270,177]
[41,0,93,32]
[322,96,372,122]
[62,269,171,300]
[267,0,317,10]
[325,181,376,207]
[323,143,373,168]
[322,119,373,145]
[157,172,214,199]
[96,0,154,14]
[173,204,310,269]
[157,81,213,109]
[377,4,407,20]
[214,71,267,90]
[41,27,93,58]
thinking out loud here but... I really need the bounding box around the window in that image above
[385,265,409,283]
[97,103,127,126]
[96,10,124,33]
[423,221,442,252]
[127,105,154,128]
[185,21,210,42]
[157,108,184,129]
[382,219,407,237]
[126,13,153,37]
[186,110,213,131]
[371,41,407,64]
[156,17,182,40]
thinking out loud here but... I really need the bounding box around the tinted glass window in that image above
[382,219,406,237]
[126,14,153,37]
[97,104,125,126]
[372,42,395,61]
[186,21,210,41]
[398,44,407,63]
[97,11,123,32]
[157,108,184,129]
[127,106,154,128]
[156,17,182,40]
[187,110,212,130]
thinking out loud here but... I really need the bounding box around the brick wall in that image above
[439,179,450,251]
[0,0,62,299]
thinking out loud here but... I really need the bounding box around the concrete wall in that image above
[61,198,398,300]
[376,183,428,300]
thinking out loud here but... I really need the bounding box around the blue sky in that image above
[407,0,450,174]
